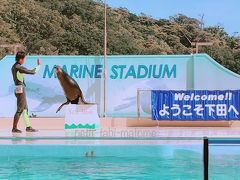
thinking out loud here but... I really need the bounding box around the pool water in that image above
[209,146,240,180]
[0,144,239,179]
[0,154,202,179]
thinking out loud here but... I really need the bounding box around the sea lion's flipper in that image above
[56,100,70,113]
[78,95,94,105]
[77,90,87,104]
[79,96,88,104]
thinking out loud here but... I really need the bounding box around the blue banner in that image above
[152,90,240,120]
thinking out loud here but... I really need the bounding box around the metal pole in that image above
[14,45,17,55]
[196,43,199,54]
[137,89,140,119]
[191,42,213,54]
[191,54,195,90]
[103,0,107,117]
[203,137,209,180]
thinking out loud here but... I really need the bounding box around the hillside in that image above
[1,0,240,73]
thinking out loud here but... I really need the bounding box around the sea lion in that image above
[54,65,90,113]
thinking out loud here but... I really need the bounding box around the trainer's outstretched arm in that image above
[16,58,42,75]
[16,64,36,75]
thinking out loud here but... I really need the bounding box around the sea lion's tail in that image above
[56,100,70,113]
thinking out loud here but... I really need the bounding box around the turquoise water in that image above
[0,144,239,179]
[209,146,240,180]
[0,156,202,180]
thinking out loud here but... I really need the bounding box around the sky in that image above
[107,0,240,35]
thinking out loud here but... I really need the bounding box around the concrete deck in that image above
[1,118,240,138]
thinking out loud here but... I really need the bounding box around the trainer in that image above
[12,52,42,133]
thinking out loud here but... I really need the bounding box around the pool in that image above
[0,138,239,179]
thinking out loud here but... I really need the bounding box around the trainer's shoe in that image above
[12,128,22,133]
[26,126,38,132]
